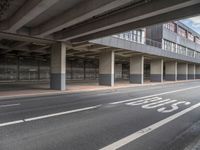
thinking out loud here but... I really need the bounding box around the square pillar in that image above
[130,55,144,84]
[188,64,195,80]
[165,61,177,81]
[150,59,163,82]
[177,63,188,80]
[50,42,66,90]
[99,50,114,86]
[196,65,200,79]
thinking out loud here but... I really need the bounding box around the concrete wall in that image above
[165,61,177,81]
[196,65,200,79]
[91,37,200,64]
[188,64,195,80]
[150,59,163,82]
[163,27,200,52]
[177,63,188,80]
[130,55,144,84]
[115,64,122,79]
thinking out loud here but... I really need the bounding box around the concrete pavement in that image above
[0,81,200,149]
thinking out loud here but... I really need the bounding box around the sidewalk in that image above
[0,79,198,100]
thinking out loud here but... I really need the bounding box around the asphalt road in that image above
[0,81,200,150]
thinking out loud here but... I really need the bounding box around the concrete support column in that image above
[165,61,177,81]
[195,65,200,79]
[150,59,163,82]
[130,55,144,84]
[50,42,66,90]
[99,50,114,86]
[177,63,188,80]
[188,64,195,80]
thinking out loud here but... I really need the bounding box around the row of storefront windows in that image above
[163,39,200,58]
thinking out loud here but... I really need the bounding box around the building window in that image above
[163,40,176,53]
[188,32,194,41]
[177,45,187,55]
[164,22,176,32]
[177,26,187,38]
[187,48,195,57]
[114,29,144,44]
[195,37,200,45]
[196,52,200,58]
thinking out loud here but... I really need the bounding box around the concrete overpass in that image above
[0,0,200,42]
[1,0,200,90]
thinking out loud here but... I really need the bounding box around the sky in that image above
[181,16,200,34]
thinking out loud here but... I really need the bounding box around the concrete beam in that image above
[72,42,93,48]
[0,32,55,45]
[73,3,200,42]
[150,59,163,82]
[0,43,48,54]
[54,0,200,41]
[88,45,108,51]
[31,0,135,36]
[2,0,59,33]
[10,41,31,48]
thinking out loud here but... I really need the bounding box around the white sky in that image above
[181,16,200,34]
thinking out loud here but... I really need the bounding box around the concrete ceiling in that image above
[26,0,84,27]
[0,0,199,44]
[0,0,26,21]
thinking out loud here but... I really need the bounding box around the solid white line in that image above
[24,105,101,122]
[0,120,24,127]
[100,103,200,150]
[110,85,200,105]
[0,103,20,108]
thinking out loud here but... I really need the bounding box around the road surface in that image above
[0,81,200,150]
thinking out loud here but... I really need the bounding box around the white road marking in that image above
[110,85,200,105]
[0,103,20,108]
[0,105,101,127]
[25,105,101,122]
[0,120,24,127]
[100,102,200,150]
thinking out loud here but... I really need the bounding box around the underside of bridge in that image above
[0,0,200,91]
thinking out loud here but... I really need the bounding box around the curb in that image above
[0,80,198,100]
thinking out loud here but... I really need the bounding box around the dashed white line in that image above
[110,85,200,105]
[100,102,200,150]
[0,103,20,108]
[0,120,24,127]
[25,105,101,122]
[0,105,101,127]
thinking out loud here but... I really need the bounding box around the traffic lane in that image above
[119,106,200,150]
[0,82,196,113]
[0,104,182,150]
[1,90,200,150]
[99,87,200,150]
[0,80,199,107]
[0,81,199,122]
[0,82,198,122]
